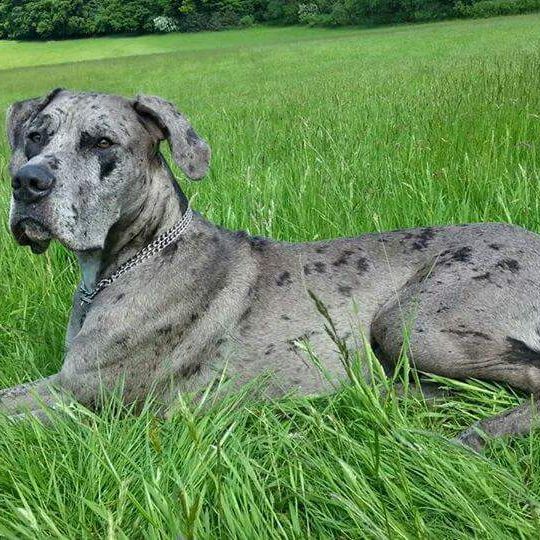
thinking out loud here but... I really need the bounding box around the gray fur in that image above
[3,90,540,451]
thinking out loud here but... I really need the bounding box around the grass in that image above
[1,12,540,538]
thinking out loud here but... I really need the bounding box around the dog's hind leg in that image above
[373,312,540,449]
[370,263,540,450]
[455,397,540,451]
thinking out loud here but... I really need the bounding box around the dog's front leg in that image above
[0,374,73,418]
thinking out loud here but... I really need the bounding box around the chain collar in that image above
[79,206,194,307]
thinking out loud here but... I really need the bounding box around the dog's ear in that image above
[6,88,64,151]
[133,94,210,180]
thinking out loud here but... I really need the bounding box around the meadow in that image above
[1,13,540,538]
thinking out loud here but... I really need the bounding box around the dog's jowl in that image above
[3,89,540,451]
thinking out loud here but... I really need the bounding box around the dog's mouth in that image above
[12,218,52,254]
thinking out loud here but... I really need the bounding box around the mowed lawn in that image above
[1,13,540,538]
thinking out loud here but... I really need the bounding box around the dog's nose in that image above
[12,165,56,202]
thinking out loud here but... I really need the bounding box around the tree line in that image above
[0,0,538,40]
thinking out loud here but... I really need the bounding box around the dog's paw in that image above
[454,426,488,453]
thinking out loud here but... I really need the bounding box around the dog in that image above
[2,88,540,451]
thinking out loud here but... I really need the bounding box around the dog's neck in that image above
[76,159,189,291]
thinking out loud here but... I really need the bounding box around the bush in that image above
[0,0,96,39]
[209,9,241,29]
[298,2,319,23]
[239,13,256,25]
[455,0,540,17]
[264,0,300,23]
[1,0,539,39]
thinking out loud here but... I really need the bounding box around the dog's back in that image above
[216,221,540,402]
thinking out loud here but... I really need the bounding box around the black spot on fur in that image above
[356,257,369,274]
[314,262,326,273]
[505,337,540,368]
[452,246,472,262]
[276,271,292,286]
[489,243,502,251]
[190,313,199,323]
[411,228,435,251]
[157,324,172,336]
[78,131,93,150]
[338,284,352,296]
[303,265,312,276]
[265,344,275,356]
[240,307,252,321]
[497,259,520,273]
[233,230,249,240]
[250,236,270,251]
[441,329,492,340]
[332,250,354,267]
[114,293,125,303]
[114,336,128,347]
[98,152,118,180]
[185,127,200,146]
[281,314,291,320]
[161,241,178,259]
[315,245,327,253]
[441,246,473,265]
[179,362,202,379]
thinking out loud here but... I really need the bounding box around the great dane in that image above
[2,88,540,450]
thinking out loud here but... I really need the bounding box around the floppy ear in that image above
[133,94,210,180]
[6,87,64,150]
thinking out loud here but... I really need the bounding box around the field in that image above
[1,13,540,538]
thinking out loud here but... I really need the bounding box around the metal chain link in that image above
[79,206,194,306]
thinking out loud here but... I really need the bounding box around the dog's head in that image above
[6,89,210,254]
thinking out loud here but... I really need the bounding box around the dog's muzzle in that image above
[10,164,56,254]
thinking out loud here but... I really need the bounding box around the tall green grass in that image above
[1,13,540,538]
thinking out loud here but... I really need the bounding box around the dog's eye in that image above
[28,132,42,144]
[96,138,113,149]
